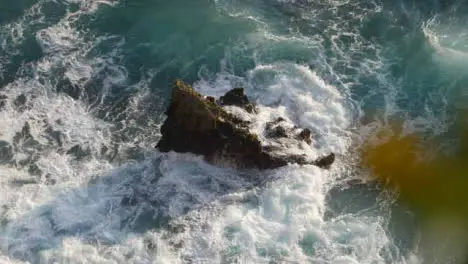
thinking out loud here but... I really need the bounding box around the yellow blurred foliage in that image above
[361,122,468,219]
[360,120,468,263]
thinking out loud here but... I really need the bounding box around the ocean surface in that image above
[0,0,467,263]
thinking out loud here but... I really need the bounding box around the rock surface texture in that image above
[156,80,335,169]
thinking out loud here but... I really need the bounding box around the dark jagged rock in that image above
[313,153,335,169]
[265,117,289,139]
[218,87,256,113]
[244,104,256,114]
[266,119,312,145]
[156,80,335,170]
[267,126,288,138]
[157,81,266,168]
[219,88,248,106]
[298,128,312,144]
[206,96,215,103]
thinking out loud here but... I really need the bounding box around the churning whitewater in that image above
[0,0,467,263]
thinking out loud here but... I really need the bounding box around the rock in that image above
[45,126,64,147]
[14,94,28,112]
[0,94,7,110]
[206,96,215,103]
[44,174,57,185]
[13,94,27,107]
[219,88,249,106]
[218,87,256,113]
[66,145,90,160]
[298,128,312,144]
[156,80,334,170]
[266,118,312,143]
[244,104,256,113]
[157,81,263,168]
[0,141,13,165]
[265,117,289,139]
[28,163,42,176]
[313,153,335,169]
[13,122,40,148]
[11,179,38,186]
[57,78,81,99]
[267,126,288,138]
[265,118,285,130]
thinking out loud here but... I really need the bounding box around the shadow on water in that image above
[0,151,264,263]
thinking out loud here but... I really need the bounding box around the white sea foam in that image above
[0,0,442,263]
[0,0,151,262]
[192,58,409,263]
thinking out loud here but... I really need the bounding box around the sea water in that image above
[0,0,467,263]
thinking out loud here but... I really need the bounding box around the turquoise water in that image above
[0,0,467,263]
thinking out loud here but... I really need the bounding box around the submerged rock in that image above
[156,80,334,170]
[0,94,7,110]
[13,94,27,107]
[66,144,91,160]
[0,141,13,165]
